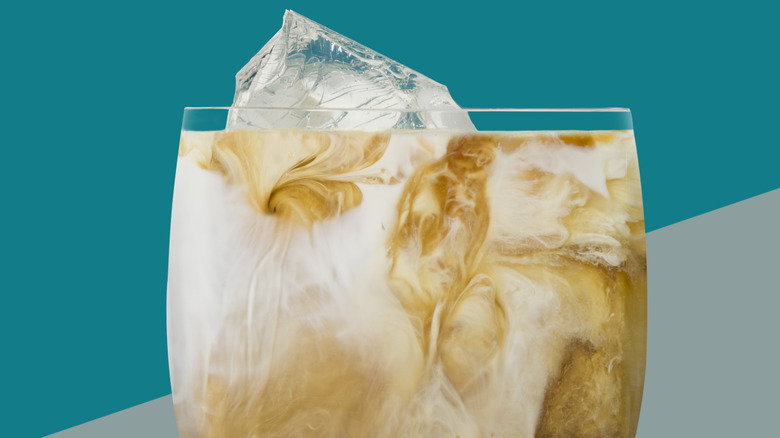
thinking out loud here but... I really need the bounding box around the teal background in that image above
[1,0,777,436]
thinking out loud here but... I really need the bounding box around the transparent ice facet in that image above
[228,10,474,130]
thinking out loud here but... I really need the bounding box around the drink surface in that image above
[168,129,647,438]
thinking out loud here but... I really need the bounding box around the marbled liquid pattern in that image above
[168,130,646,438]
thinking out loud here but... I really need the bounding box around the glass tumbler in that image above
[168,108,646,438]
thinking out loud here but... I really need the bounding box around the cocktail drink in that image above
[167,12,646,438]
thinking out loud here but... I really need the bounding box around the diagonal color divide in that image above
[47,189,780,437]
[44,396,177,438]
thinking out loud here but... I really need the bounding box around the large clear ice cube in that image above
[228,11,473,130]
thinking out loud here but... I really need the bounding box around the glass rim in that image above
[184,107,630,113]
[182,107,634,131]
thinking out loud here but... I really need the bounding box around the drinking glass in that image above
[168,108,646,438]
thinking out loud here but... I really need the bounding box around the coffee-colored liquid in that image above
[168,130,646,438]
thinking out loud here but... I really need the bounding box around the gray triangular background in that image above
[48,189,780,437]
[45,395,177,437]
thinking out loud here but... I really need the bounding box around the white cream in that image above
[168,130,645,438]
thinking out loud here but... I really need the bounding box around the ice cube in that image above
[228,10,474,130]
